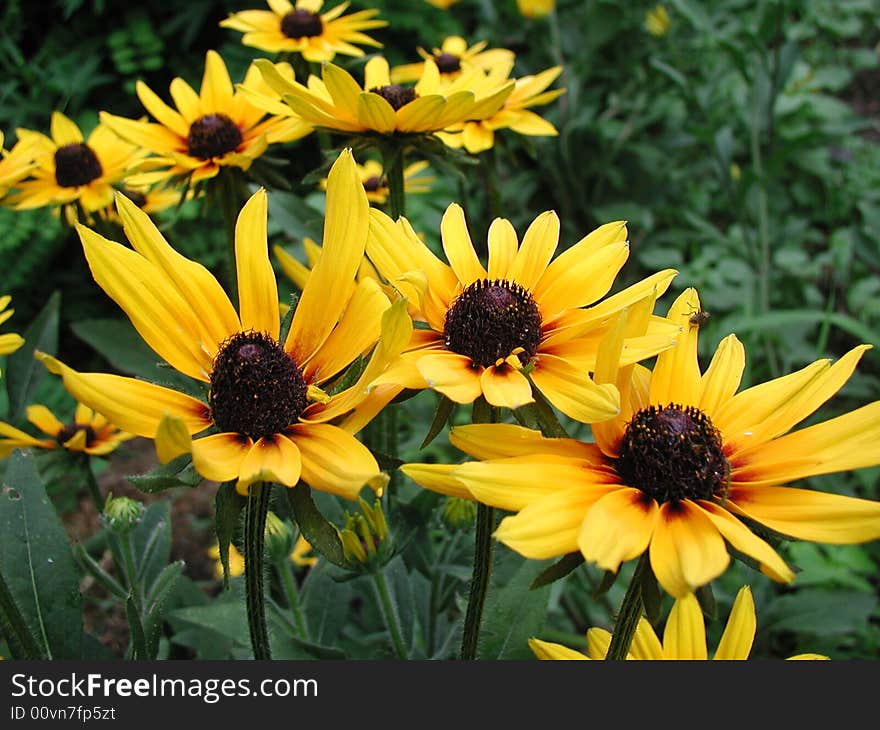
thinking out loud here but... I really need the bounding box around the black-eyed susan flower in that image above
[37,149,409,498]
[403,288,880,598]
[319,157,433,205]
[6,111,148,216]
[220,0,387,62]
[100,51,312,188]
[530,586,828,660]
[0,131,38,198]
[253,55,514,137]
[0,295,24,366]
[390,36,515,85]
[366,202,679,421]
[0,401,134,459]
[437,65,565,154]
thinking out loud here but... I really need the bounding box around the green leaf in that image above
[287,483,347,568]
[5,291,60,422]
[144,560,183,659]
[129,501,172,592]
[215,482,246,590]
[721,309,880,348]
[420,394,455,449]
[127,454,202,493]
[0,568,44,659]
[300,562,353,646]
[760,589,877,636]
[126,594,147,660]
[72,543,128,601]
[0,451,82,659]
[529,552,584,590]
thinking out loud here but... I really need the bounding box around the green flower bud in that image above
[442,496,477,530]
[264,511,295,563]
[102,492,145,534]
[338,497,392,571]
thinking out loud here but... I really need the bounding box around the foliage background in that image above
[0,0,878,659]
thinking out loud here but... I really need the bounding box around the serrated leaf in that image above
[5,291,60,422]
[127,454,202,493]
[529,551,585,590]
[287,483,347,568]
[0,451,82,659]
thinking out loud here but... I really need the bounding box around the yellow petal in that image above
[273,243,311,290]
[236,434,302,492]
[170,77,202,123]
[529,354,620,424]
[663,593,708,660]
[649,500,730,598]
[357,93,397,133]
[698,334,745,417]
[364,55,391,88]
[449,422,599,461]
[486,217,518,280]
[480,364,534,409]
[505,211,559,292]
[578,488,658,573]
[26,404,63,437]
[191,432,253,483]
[440,203,486,286]
[37,352,211,438]
[200,50,235,114]
[400,463,474,501]
[713,586,756,660]
[629,618,665,660]
[415,351,483,404]
[155,412,193,464]
[528,639,588,660]
[286,149,369,363]
[50,111,83,145]
[726,485,880,544]
[649,288,702,407]
[235,188,280,339]
[136,81,189,137]
[396,95,447,133]
[61,429,88,452]
[289,423,382,500]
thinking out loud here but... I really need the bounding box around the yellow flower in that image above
[0,401,134,459]
[37,149,407,497]
[644,5,671,37]
[0,295,24,367]
[366,203,678,420]
[220,0,387,62]
[100,50,311,188]
[253,55,514,137]
[6,111,148,215]
[530,586,828,660]
[319,157,433,206]
[403,288,880,598]
[438,65,565,154]
[516,0,555,19]
[391,36,515,85]
[275,235,381,293]
[208,542,246,579]
[0,131,38,198]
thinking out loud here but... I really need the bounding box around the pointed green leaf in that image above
[529,551,585,590]
[287,483,347,568]
[215,482,246,590]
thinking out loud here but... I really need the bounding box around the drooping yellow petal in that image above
[529,354,620,424]
[26,405,63,437]
[663,593,708,660]
[528,639,588,660]
[37,353,212,439]
[628,619,665,660]
[191,432,253,483]
[415,351,484,404]
[357,94,397,133]
[578,488,658,573]
[726,485,880,544]
[649,288,702,407]
[449,423,600,461]
[713,586,756,660]
[286,149,369,363]
[440,203,486,286]
[155,412,193,464]
[479,364,534,410]
[235,188,280,339]
[399,463,474,501]
[236,434,302,493]
[289,423,382,500]
[649,500,730,598]
[505,211,559,291]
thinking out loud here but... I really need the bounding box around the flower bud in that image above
[102,492,144,534]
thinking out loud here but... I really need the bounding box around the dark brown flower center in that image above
[370,84,417,111]
[444,279,542,368]
[209,331,308,440]
[186,114,243,160]
[57,423,97,448]
[54,143,103,187]
[362,175,384,192]
[281,8,324,38]
[434,52,461,74]
[615,404,730,504]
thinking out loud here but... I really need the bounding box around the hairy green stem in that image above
[606,553,650,660]
[276,560,308,640]
[381,143,406,220]
[460,503,495,660]
[373,569,408,659]
[245,482,272,659]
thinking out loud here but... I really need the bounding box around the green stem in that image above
[373,569,408,659]
[80,456,104,512]
[460,503,495,660]
[0,569,46,659]
[244,482,272,660]
[382,143,406,220]
[276,560,308,640]
[218,168,248,309]
[606,553,650,661]
[119,532,142,617]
